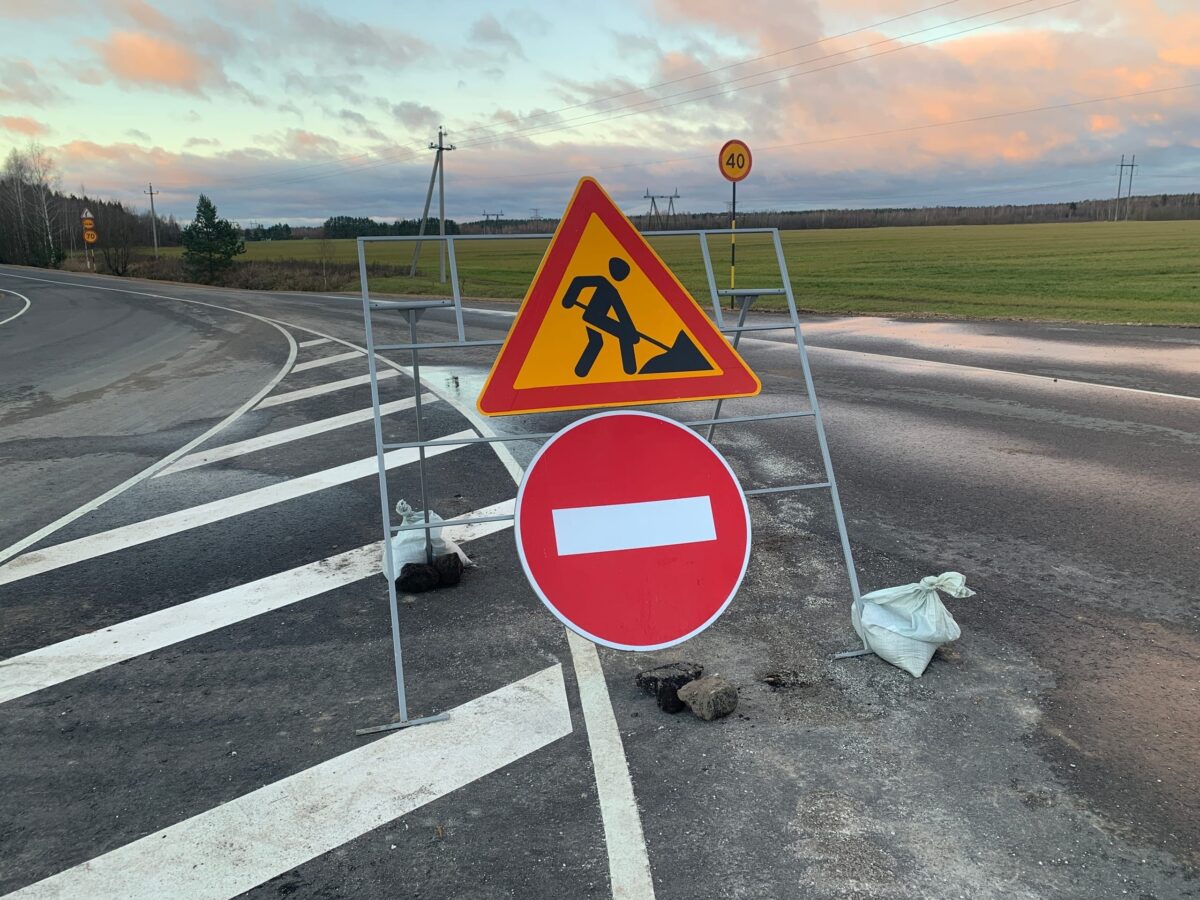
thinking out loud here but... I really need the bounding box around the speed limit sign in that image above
[719,139,752,182]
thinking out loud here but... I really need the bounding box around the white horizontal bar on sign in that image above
[0,432,474,588]
[7,665,571,900]
[257,370,398,409]
[552,496,716,556]
[156,396,437,476]
[290,349,365,373]
[0,499,515,706]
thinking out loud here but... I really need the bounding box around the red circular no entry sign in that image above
[515,411,751,651]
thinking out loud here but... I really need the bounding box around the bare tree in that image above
[2,149,31,263]
[25,143,59,265]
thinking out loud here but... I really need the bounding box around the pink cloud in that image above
[0,115,49,136]
[85,30,223,94]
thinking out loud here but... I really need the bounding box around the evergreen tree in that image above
[182,194,244,282]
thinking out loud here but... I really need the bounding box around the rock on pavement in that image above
[677,676,738,721]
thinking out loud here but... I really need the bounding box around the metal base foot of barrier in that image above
[354,712,450,737]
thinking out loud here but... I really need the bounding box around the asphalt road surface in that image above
[1,265,1197,899]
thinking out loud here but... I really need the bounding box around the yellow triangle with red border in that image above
[477,177,760,416]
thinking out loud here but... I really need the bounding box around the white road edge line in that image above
[5,664,572,900]
[0,273,299,567]
[0,431,473,587]
[0,501,515,705]
[0,287,32,327]
[257,370,398,408]
[290,349,365,373]
[297,337,332,348]
[155,395,437,477]
[256,316,657,900]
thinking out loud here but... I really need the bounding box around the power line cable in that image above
[464,81,1200,185]
[228,0,1072,191]
[199,0,983,188]
[457,0,1058,150]
[456,0,1077,151]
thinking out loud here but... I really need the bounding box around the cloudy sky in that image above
[1,0,1197,225]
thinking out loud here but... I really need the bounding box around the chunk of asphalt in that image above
[396,563,440,594]
[433,552,463,587]
[677,675,739,721]
[636,662,703,714]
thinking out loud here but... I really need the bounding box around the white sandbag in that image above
[850,572,975,677]
[383,500,472,573]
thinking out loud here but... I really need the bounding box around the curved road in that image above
[0,265,1197,899]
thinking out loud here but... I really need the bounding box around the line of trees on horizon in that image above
[3,143,1197,277]
[460,192,1200,233]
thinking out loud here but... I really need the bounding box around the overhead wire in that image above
[463,82,1200,185]
[455,0,1062,150]
[197,0,1010,189]
[228,0,1075,191]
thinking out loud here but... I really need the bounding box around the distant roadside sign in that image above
[719,139,752,183]
[81,218,95,230]
[83,230,97,244]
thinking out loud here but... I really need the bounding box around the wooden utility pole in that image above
[144,183,159,258]
[409,127,455,282]
[1125,154,1137,221]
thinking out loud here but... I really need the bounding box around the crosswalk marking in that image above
[257,370,398,408]
[5,664,571,900]
[155,396,437,477]
[0,431,475,588]
[290,349,364,373]
[0,501,514,705]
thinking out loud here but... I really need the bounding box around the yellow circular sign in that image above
[81,218,95,229]
[718,139,752,183]
[83,229,98,244]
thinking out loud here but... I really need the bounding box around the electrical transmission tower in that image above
[482,210,505,232]
[1113,154,1138,221]
[643,189,680,230]
[410,126,456,282]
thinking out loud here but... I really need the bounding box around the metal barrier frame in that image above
[355,228,861,734]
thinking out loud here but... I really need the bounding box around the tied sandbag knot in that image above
[846,572,977,677]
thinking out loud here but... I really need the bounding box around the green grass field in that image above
[158,220,1200,324]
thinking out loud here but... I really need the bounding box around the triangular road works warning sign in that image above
[477,177,761,416]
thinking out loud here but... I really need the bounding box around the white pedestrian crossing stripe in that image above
[0,501,514,705]
[156,396,437,476]
[0,432,474,587]
[5,665,572,900]
[291,349,365,373]
[257,370,399,409]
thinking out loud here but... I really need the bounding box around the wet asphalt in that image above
[0,265,1197,899]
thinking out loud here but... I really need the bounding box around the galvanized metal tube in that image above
[744,482,831,497]
[392,512,515,533]
[447,236,466,342]
[407,310,435,565]
[358,238,410,722]
[773,228,863,601]
[706,295,754,442]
